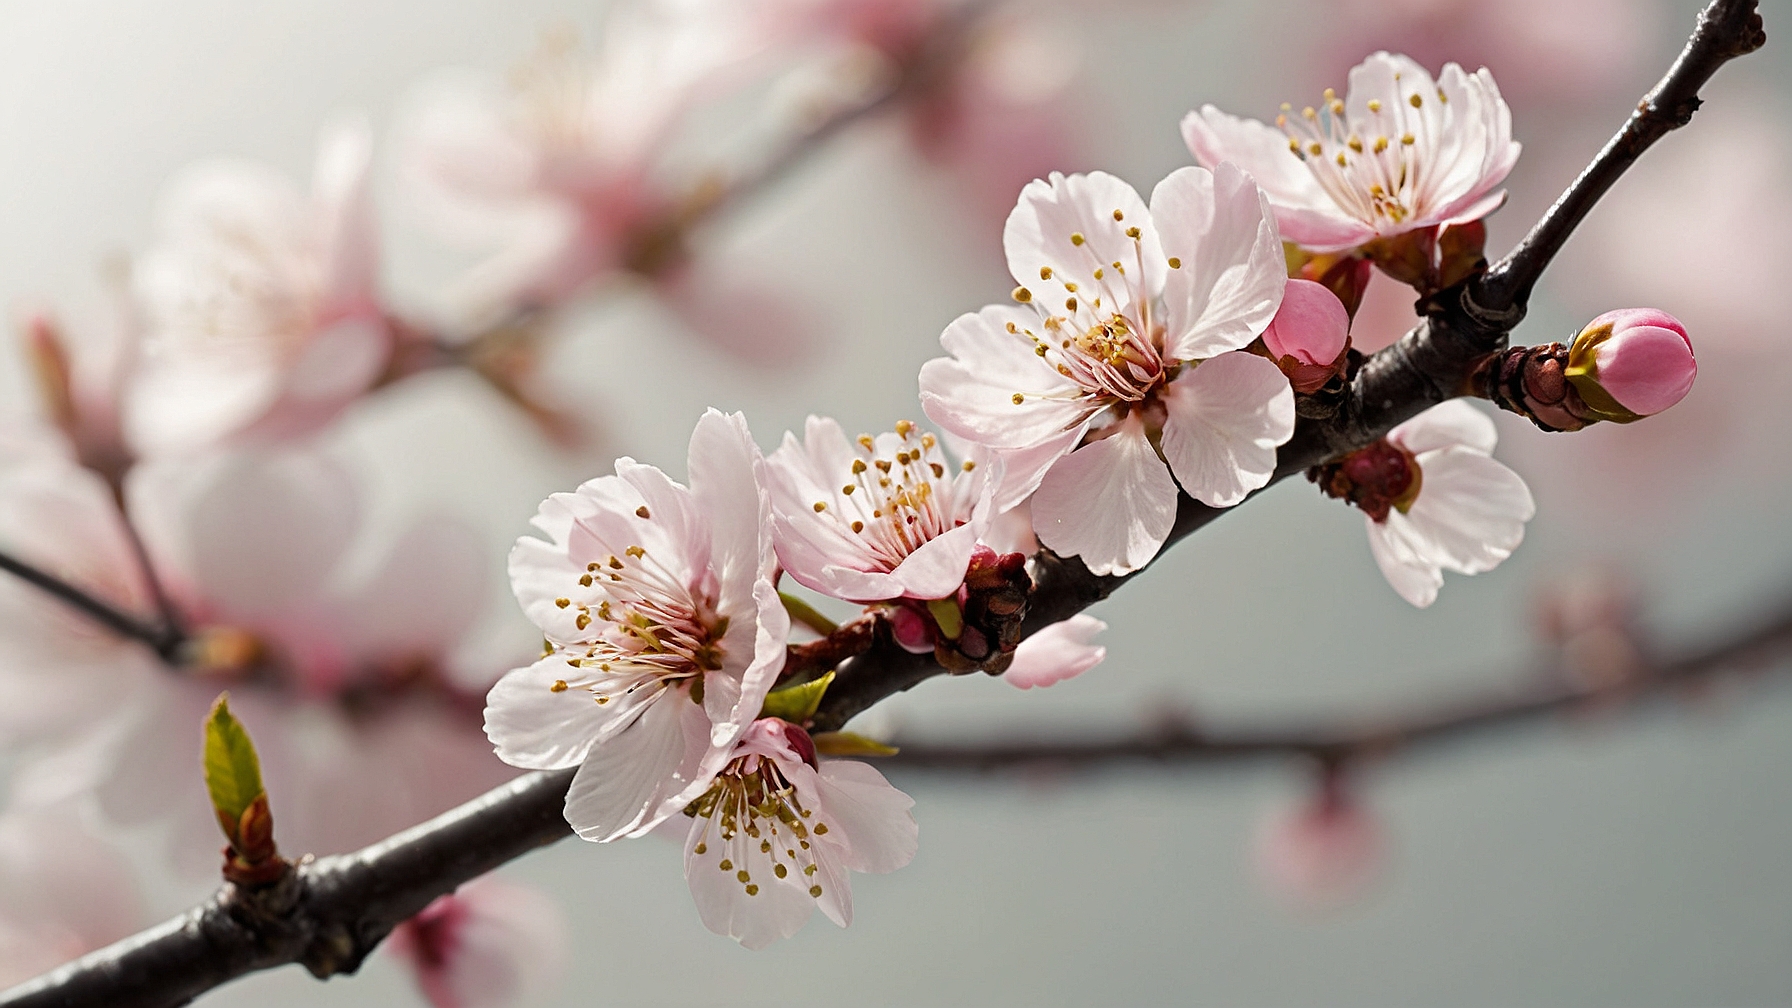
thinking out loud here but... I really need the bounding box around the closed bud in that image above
[1263,279,1351,393]
[1565,308,1695,422]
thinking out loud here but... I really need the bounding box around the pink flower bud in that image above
[386,876,565,1008]
[1255,782,1382,908]
[1565,308,1695,422]
[1262,279,1350,393]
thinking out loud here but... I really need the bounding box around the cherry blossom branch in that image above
[0,547,181,661]
[0,768,575,1008]
[883,593,1792,770]
[816,0,1769,732]
[0,5,1768,1005]
[14,582,1789,1008]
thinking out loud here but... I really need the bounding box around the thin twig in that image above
[0,548,179,661]
[0,2,1769,1005]
[884,595,1792,771]
[1472,0,1765,312]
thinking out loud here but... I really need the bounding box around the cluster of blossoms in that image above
[0,0,1711,997]
[483,52,1697,950]
[0,0,1095,995]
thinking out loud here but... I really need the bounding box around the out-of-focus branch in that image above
[885,593,1792,771]
[391,0,996,425]
[0,547,180,662]
[19,582,1791,1008]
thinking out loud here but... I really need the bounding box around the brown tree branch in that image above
[1472,0,1766,313]
[0,1,1765,1005]
[0,548,181,662]
[884,592,1792,771]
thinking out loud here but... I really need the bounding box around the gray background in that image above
[2,0,1790,1004]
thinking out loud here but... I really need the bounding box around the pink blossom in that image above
[919,166,1294,576]
[1256,787,1383,908]
[766,417,997,602]
[127,122,392,456]
[1002,614,1106,690]
[0,436,514,866]
[1312,0,1654,112]
[1262,278,1351,393]
[1566,308,1695,421]
[1184,52,1519,253]
[485,410,788,842]
[1317,400,1534,607]
[681,719,916,949]
[0,804,146,988]
[399,2,776,319]
[386,875,567,1008]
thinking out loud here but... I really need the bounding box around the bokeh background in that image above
[3,0,1792,1004]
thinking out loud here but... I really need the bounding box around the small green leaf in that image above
[779,592,838,636]
[812,731,899,758]
[203,693,265,845]
[761,671,834,724]
[926,598,963,640]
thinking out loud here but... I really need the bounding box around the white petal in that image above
[1367,514,1445,608]
[814,760,918,876]
[1159,351,1294,507]
[1403,447,1535,574]
[483,655,626,770]
[1180,108,1376,252]
[890,521,981,600]
[564,688,708,842]
[988,427,1083,514]
[1152,164,1286,360]
[312,118,381,312]
[707,579,788,746]
[1003,171,1165,317]
[1388,399,1498,457]
[684,813,815,950]
[1004,614,1107,690]
[687,409,769,621]
[1031,415,1177,577]
[770,514,904,602]
[920,305,1091,450]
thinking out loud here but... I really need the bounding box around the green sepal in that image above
[779,592,838,635]
[812,731,899,758]
[761,671,834,724]
[202,692,265,845]
[926,597,963,640]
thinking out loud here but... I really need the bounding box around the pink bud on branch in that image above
[1564,308,1696,422]
[1470,309,1695,432]
[1262,279,1351,393]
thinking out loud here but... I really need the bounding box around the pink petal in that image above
[1159,351,1294,507]
[1031,415,1177,576]
[1002,171,1165,319]
[1152,163,1286,360]
[1003,614,1107,689]
[563,687,709,842]
[386,875,566,1008]
[1262,278,1349,366]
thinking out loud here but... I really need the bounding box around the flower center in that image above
[683,755,832,901]
[1308,437,1422,523]
[549,541,726,702]
[1276,82,1448,229]
[818,423,972,570]
[1006,214,1180,409]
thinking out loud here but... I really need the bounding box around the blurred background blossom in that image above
[0,0,1789,1005]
